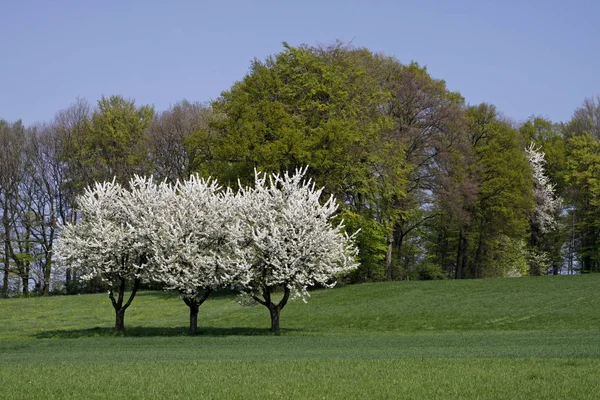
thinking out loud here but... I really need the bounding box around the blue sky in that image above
[1,0,598,125]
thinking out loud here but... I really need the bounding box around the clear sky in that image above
[1,0,598,125]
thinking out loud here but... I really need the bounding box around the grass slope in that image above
[1,275,600,399]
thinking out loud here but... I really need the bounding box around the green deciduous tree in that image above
[194,43,402,281]
[376,60,464,280]
[0,120,25,297]
[81,95,154,186]
[430,104,534,279]
[563,98,600,272]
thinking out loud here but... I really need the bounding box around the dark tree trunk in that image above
[43,250,52,296]
[472,233,484,279]
[581,225,595,273]
[387,227,406,281]
[268,305,280,333]
[65,267,72,292]
[455,230,467,279]
[583,254,592,273]
[182,297,199,333]
[65,212,75,292]
[385,230,394,281]
[189,306,198,333]
[2,254,8,299]
[528,224,540,276]
[182,289,212,333]
[552,260,561,276]
[1,261,7,298]
[19,223,32,296]
[395,234,404,280]
[22,271,29,297]
[43,205,56,297]
[115,308,125,332]
[108,277,140,333]
[3,208,10,298]
[253,286,291,334]
[42,279,50,296]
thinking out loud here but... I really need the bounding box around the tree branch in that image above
[277,286,291,311]
[122,277,140,311]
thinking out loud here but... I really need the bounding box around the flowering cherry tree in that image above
[57,168,358,334]
[234,168,359,333]
[149,175,249,332]
[525,143,562,274]
[56,176,167,332]
[526,143,562,234]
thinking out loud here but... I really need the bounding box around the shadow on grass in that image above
[35,326,303,339]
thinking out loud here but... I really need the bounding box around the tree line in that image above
[1,42,598,297]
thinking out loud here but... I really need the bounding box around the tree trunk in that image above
[22,271,29,297]
[472,234,484,279]
[581,226,595,273]
[182,289,212,333]
[65,211,75,292]
[455,230,467,279]
[1,261,7,298]
[3,208,10,298]
[189,305,199,333]
[552,260,561,276]
[253,286,291,334]
[385,230,394,281]
[65,267,72,292]
[2,253,8,299]
[396,234,404,279]
[43,250,52,296]
[115,308,125,332]
[109,277,140,333]
[269,305,280,333]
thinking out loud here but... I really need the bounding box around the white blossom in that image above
[148,175,249,299]
[55,176,166,285]
[233,167,359,303]
[56,167,359,332]
[526,143,562,234]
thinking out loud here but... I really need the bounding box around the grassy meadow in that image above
[1,274,600,399]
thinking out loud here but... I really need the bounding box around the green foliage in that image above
[338,209,388,282]
[80,95,154,185]
[470,106,533,234]
[489,236,529,277]
[565,133,600,272]
[561,98,600,272]
[410,261,446,280]
[203,43,394,194]
[433,104,534,279]
[6,42,600,293]
[519,117,567,192]
[191,43,413,281]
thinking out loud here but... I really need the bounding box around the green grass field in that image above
[1,275,600,399]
